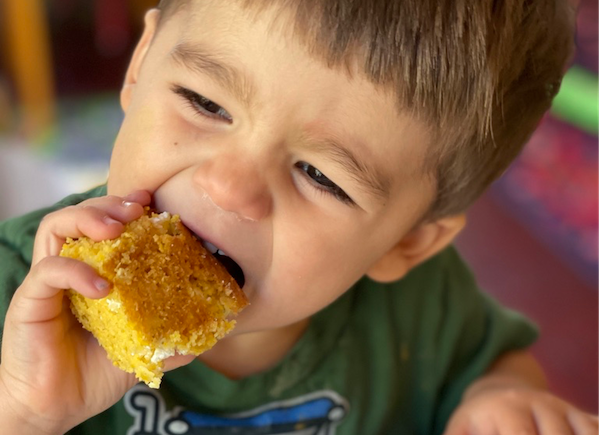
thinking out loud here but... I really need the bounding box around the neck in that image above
[197,318,310,379]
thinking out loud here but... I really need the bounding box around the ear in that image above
[366,214,466,283]
[120,9,161,112]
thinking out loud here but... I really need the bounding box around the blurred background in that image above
[0,0,597,414]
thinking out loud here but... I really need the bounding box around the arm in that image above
[463,350,547,399]
[444,350,598,434]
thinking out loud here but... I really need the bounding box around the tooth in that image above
[216,249,228,257]
[202,241,219,254]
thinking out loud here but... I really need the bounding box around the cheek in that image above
[108,109,193,196]
[274,223,377,304]
[263,247,364,328]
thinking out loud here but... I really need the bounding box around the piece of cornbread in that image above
[60,209,248,388]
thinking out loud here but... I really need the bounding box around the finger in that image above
[8,256,110,325]
[122,190,152,206]
[32,194,149,264]
[46,195,146,239]
[533,402,575,435]
[567,410,599,435]
[163,354,197,372]
[446,414,498,435]
[468,418,500,435]
[496,411,538,435]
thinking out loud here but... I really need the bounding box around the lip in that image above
[183,222,224,258]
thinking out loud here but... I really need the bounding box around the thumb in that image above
[163,353,197,372]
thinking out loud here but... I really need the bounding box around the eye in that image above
[295,161,354,205]
[172,85,233,123]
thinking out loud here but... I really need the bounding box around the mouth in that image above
[200,240,246,289]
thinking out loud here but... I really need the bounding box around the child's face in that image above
[107,2,435,335]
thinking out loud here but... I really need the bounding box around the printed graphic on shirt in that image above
[125,384,349,435]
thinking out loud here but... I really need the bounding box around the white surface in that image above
[0,142,109,220]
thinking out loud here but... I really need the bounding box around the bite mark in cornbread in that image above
[60,209,248,388]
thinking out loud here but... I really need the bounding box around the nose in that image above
[193,152,273,221]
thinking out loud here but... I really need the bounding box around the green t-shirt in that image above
[0,186,538,435]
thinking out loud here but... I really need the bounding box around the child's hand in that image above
[0,192,157,435]
[444,383,598,435]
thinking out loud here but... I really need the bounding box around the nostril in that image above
[193,162,273,221]
[238,192,272,221]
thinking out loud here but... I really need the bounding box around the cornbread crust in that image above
[60,209,248,388]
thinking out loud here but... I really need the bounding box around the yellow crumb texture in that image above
[60,208,248,388]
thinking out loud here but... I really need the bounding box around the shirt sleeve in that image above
[427,248,539,434]
[391,247,538,434]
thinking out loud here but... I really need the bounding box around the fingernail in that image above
[103,216,121,225]
[94,278,110,291]
[122,201,135,208]
[123,191,142,202]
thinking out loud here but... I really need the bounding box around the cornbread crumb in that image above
[60,209,248,388]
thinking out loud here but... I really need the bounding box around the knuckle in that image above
[80,196,126,217]
[31,255,54,273]
[60,256,91,275]
[81,194,117,204]
[105,194,122,202]
[39,208,62,227]
[39,205,77,229]
[30,256,61,279]
[97,194,124,207]
[80,203,100,214]
[33,256,84,277]
[20,260,50,293]
[79,204,114,222]
[29,256,96,290]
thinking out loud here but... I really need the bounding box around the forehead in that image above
[164,1,387,97]
[154,1,435,211]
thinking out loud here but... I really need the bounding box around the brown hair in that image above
[156,0,574,219]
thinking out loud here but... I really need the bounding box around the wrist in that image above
[463,372,547,404]
[463,351,548,403]
[0,369,63,435]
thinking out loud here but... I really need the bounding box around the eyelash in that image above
[172,85,233,123]
[172,85,353,206]
[295,161,354,205]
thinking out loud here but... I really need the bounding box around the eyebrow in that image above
[170,42,256,109]
[170,42,390,204]
[303,134,391,203]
